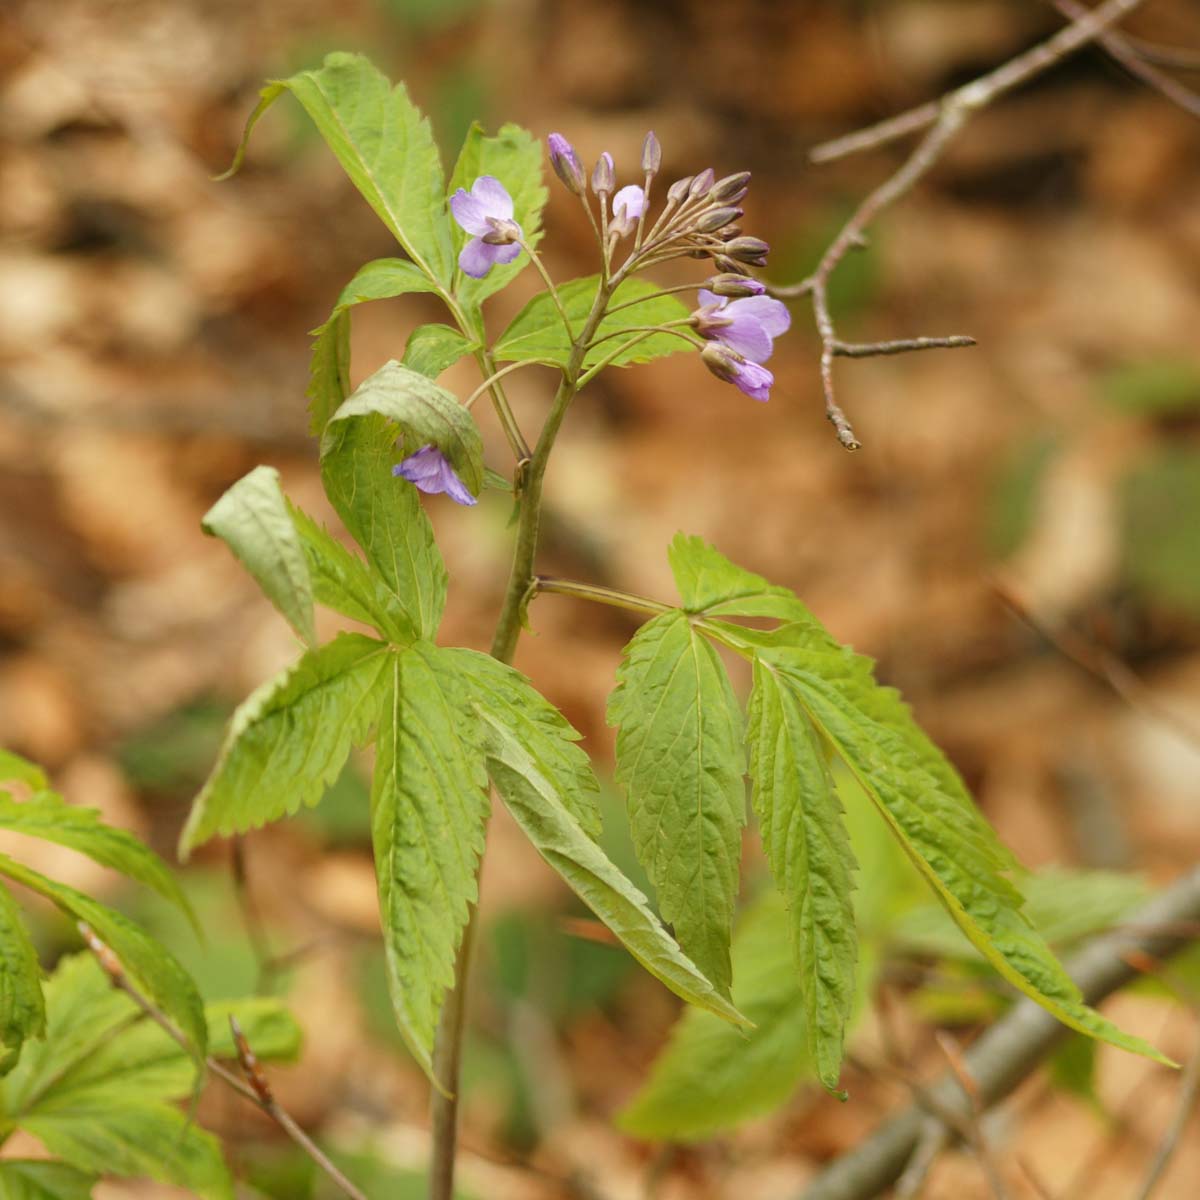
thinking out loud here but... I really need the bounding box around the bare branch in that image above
[833,336,976,358]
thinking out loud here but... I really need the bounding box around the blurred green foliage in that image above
[985,433,1060,560]
[1099,359,1200,417]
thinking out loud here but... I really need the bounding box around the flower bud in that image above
[710,171,751,203]
[666,176,693,204]
[713,255,750,276]
[592,151,615,196]
[548,132,586,195]
[641,130,662,177]
[695,206,743,234]
[723,235,770,264]
[689,168,715,198]
[700,341,742,382]
[717,225,742,241]
[708,273,767,297]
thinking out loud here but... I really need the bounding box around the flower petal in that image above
[450,188,492,236]
[393,446,478,505]
[470,175,514,220]
[612,184,646,223]
[727,295,791,338]
[719,316,773,364]
[459,237,504,278]
[489,240,522,266]
[697,289,726,312]
[732,360,773,402]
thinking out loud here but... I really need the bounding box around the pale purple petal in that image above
[470,175,514,220]
[612,184,646,223]
[731,360,773,402]
[450,188,492,236]
[393,445,478,506]
[697,289,726,311]
[727,295,791,338]
[439,469,478,507]
[459,237,503,278]
[489,240,522,266]
[718,317,773,364]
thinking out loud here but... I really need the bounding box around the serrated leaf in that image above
[201,466,315,646]
[445,648,602,838]
[0,751,47,791]
[668,533,815,621]
[494,276,694,370]
[0,1161,96,1200]
[449,122,548,316]
[402,324,476,380]
[21,1103,231,1200]
[287,502,413,643]
[0,882,44,1072]
[608,611,745,997]
[371,643,490,1078]
[0,857,208,1081]
[320,414,447,640]
[222,53,454,286]
[0,791,198,934]
[180,633,390,855]
[327,359,483,496]
[747,660,857,1093]
[479,707,747,1028]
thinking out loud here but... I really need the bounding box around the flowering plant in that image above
[194,51,1168,1199]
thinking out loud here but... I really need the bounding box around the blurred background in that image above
[2,0,1200,1196]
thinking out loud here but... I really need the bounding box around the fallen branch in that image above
[798,864,1200,1200]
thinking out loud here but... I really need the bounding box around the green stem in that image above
[464,358,536,409]
[519,236,576,344]
[428,275,618,1200]
[576,327,700,387]
[604,282,703,316]
[534,576,673,618]
[584,321,697,353]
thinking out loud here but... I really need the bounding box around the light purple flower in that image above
[611,184,645,237]
[692,288,790,363]
[449,176,523,279]
[392,445,477,506]
[700,343,775,402]
[547,132,585,195]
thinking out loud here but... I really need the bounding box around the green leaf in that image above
[621,890,876,1140]
[180,633,390,855]
[494,276,694,370]
[223,53,454,286]
[747,658,857,1094]
[449,122,548,316]
[478,706,748,1028]
[371,643,490,1077]
[0,857,208,1080]
[21,1103,231,1200]
[0,1161,96,1200]
[201,466,315,646]
[287,502,414,643]
[0,882,45,1072]
[0,751,47,791]
[307,258,440,435]
[1100,358,1200,416]
[320,414,447,640]
[0,791,198,934]
[403,324,476,379]
[446,649,602,838]
[668,533,816,621]
[327,359,484,496]
[608,611,745,997]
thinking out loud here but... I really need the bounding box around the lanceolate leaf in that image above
[609,611,746,997]
[320,415,448,640]
[447,648,602,838]
[0,883,44,1072]
[668,533,815,622]
[0,857,208,1080]
[180,634,390,855]
[371,644,490,1078]
[403,324,476,380]
[449,122,548,316]
[327,359,484,496]
[479,708,747,1028]
[222,53,455,286]
[0,1160,96,1200]
[287,502,414,643]
[0,750,47,791]
[0,792,197,933]
[201,466,315,646]
[747,659,857,1093]
[494,276,694,370]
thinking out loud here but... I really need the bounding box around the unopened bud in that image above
[708,273,767,297]
[667,176,693,204]
[689,168,715,198]
[592,151,615,196]
[700,341,743,383]
[641,130,662,176]
[713,255,750,275]
[717,225,742,241]
[548,132,586,195]
[723,236,770,264]
[710,171,751,203]
[695,206,743,234]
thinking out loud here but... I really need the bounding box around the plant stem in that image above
[534,576,674,618]
[427,275,618,1200]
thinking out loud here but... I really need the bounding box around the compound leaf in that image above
[0,1161,96,1200]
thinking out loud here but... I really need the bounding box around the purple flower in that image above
[449,176,523,279]
[392,445,477,506]
[548,132,585,195]
[611,184,645,237]
[700,343,775,402]
[692,289,790,363]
